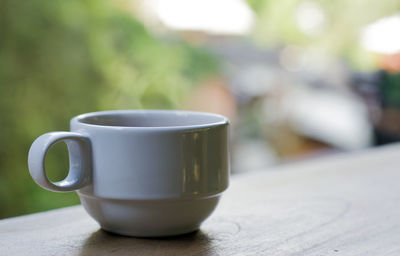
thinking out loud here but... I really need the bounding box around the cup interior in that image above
[75,110,227,128]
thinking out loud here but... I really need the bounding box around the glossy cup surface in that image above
[29,110,229,236]
[73,110,229,236]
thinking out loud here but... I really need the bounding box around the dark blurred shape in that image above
[352,70,400,145]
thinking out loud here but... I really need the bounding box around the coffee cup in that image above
[28,110,229,237]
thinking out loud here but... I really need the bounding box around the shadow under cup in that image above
[29,110,230,237]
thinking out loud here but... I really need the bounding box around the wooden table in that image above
[2,144,400,255]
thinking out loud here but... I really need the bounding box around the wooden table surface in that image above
[2,144,400,255]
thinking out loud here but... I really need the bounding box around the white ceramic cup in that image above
[28,110,230,237]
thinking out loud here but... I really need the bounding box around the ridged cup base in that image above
[79,194,220,237]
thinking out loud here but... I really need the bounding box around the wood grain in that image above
[1,144,400,255]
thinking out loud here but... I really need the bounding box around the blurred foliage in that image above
[248,0,400,69]
[382,72,400,107]
[0,0,217,218]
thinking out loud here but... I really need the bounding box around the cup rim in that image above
[71,110,229,130]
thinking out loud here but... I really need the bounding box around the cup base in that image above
[79,193,220,237]
[101,225,200,238]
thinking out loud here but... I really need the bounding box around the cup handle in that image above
[28,132,92,192]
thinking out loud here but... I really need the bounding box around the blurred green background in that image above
[1,0,400,218]
[0,0,217,218]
